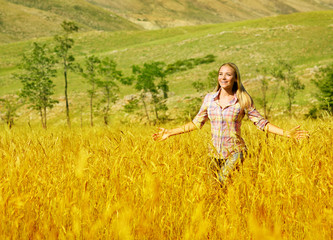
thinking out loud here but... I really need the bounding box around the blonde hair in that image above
[213,63,253,110]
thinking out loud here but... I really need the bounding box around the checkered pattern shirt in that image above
[192,90,269,159]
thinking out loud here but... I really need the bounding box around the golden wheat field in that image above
[0,117,332,240]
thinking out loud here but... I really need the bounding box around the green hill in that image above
[1,0,332,43]
[0,10,332,124]
[0,0,142,43]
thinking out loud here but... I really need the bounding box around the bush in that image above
[304,106,318,119]
[312,64,333,114]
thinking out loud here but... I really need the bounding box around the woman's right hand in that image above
[152,127,170,142]
[284,125,310,139]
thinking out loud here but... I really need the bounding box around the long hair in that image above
[213,63,253,110]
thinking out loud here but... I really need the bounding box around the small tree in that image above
[258,75,269,118]
[81,55,101,127]
[312,64,333,114]
[254,67,282,119]
[132,62,167,124]
[98,57,123,125]
[271,61,304,116]
[54,21,79,128]
[14,42,58,129]
[192,70,218,93]
[0,95,22,128]
[179,96,203,122]
[206,70,219,90]
[124,98,140,114]
[192,81,205,93]
[155,72,169,121]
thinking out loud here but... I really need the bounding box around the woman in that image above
[153,63,308,184]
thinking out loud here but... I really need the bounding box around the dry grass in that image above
[0,118,332,239]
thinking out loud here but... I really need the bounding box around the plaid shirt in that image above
[193,90,269,159]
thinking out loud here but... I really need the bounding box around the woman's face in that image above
[218,65,236,91]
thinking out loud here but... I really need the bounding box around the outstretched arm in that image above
[264,123,309,139]
[152,122,198,141]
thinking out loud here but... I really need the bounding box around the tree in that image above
[132,62,167,124]
[124,98,140,114]
[54,21,79,128]
[192,71,213,93]
[271,61,304,116]
[155,73,169,121]
[192,70,218,93]
[98,57,123,125]
[312,64,333,114]
[0,95,22,128]
[128,55,216,123]
[81,55,101,127]
[179,96,203,122]
[206,70,219,90]
[255,67,282,119]
[192,80,205,93]
[14,42,58,129]
[257,74,269,118]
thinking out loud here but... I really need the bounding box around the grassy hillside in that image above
[1,0,332,43]
[0,10,332,125]
[0,0,65,42]
[88,0,333,29]
[0,0,142,43]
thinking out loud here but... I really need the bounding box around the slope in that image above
[0,0,142,43]
[88,0,333,29]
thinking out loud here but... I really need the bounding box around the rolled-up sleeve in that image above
[192,94,210,129]
[247,105,269,131]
